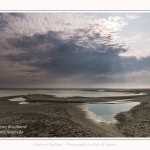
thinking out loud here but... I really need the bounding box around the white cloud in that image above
[109,70,150,80]
[146,38,150,42]
[107,16,128,31]
[118,34,150,59]
[0,13,146,70]
[123,70,150,79]
[0,13,129,53]
[126,14,140,20]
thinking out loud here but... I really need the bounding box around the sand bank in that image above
[0,90,149,137]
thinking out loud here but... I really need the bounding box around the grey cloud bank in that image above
[0,12,150,88]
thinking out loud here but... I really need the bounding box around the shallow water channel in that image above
[0,89,145,97]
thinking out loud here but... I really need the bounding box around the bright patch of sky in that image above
[84,12,150,59]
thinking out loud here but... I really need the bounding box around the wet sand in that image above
[0,89,150,137]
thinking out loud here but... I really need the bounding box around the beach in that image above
[0,89,150,137]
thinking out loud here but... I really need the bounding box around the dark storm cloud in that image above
[8,13,24,18]
[0,13,24,31]
[4,32,149,86]
[0,14,8,30]
[5,30,132,78]
[7,31,61,48]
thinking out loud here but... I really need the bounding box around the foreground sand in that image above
[0,89,150,137]
[115,95,150,137]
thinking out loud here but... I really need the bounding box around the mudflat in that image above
[0,89,150,137]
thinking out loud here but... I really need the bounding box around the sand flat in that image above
[0,89,150,137]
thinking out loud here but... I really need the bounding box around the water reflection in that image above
[19,102,30,105]
[9,97,30,105]
[9,97,26,101]
[85,101,140,123]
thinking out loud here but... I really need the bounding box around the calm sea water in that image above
[0,89,145,97]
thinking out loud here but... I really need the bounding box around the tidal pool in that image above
[19,102,30,105]
[9,97,26,101]
[9,97,30,104]
[85,101,140,123]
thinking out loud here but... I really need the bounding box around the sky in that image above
[0,12,150,88]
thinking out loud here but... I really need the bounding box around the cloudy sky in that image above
[0,12,150,88]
